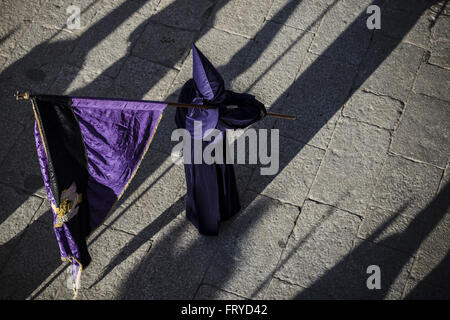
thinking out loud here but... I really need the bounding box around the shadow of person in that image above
[116,194,224,299]
[0,210,61,299]
[404,250,450,299]
[87,195,186,293]
[293,182,450,299]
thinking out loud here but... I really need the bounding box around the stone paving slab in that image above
[381,8,432,48]
[131,22,197,69]
[403,277,450,299]
[248,135,324,207]
[274,235,414,299]
[149,105,180,155]
[203,192,299,299]
[49,64,114,97]
[309,116,390,215]
[113,55,178,100]
[344,238,415,299]
[234,165,255,196]
[429,39,450,68]
[21,221,156,300]
[208,0,272,39]
[0,122,47,198]
[369,155,443,220]
[281,53,358,149]
[232,21,313,108]
[432,14,450,40]
[386,0,437,14]
[0,79,37,127]
[0,112,25,165]
[153,0,216,31]
[0,55,7,67]
[356,34,425,101]
[267,0,332,32]
[358,205,426,255]
[0,185,43,276]
[390,93,450,168]
[261,277,331,300]
[410,213,450,290]
[90,0,161,28]
[121,212,220,299]
[1,23,79,93]
[67,9,150,79]
[0,184,42,245]
[103,149,185,239]
[309,0,374,66]
[278,219,414,300]
[439,162,450,192]
[6,23,78,64]
[31,224,154,300]
[274,200,361,292]
[413,62,450,101]
[342,89,404,130]
[194,284,245,300]
[30,197,53,226]
[0,21,28,60]
[34,0,101,32]
[0,0,45,56]
[65,226,152,300]
[0,78,36,177]
[0,214,61,299]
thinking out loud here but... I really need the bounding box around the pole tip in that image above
[14,91,31,100]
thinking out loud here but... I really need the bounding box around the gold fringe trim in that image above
[64,256,83,300]
[31,98,49,158]
[52,193,82,228]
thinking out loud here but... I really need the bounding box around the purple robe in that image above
[175,45,266,235]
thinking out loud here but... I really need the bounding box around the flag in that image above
[31,95,166,293]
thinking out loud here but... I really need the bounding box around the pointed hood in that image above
[192,44,226,104]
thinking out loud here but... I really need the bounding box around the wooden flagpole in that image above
[15,91,296,120]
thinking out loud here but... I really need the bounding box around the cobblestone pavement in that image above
[0,0,449,300]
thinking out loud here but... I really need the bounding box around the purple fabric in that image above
[174,45,267,236]
[187,44,230,138]
[35,124,72,260]
[192,45,214,101]
[185,106,219,140]
[175,81,266,235]
[34,97,166,289]
[192,44,225,105]
[70,98,166,230]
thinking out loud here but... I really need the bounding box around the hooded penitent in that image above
[175,44,267,235]
[183,44,225,140]
[32,95,166,294]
